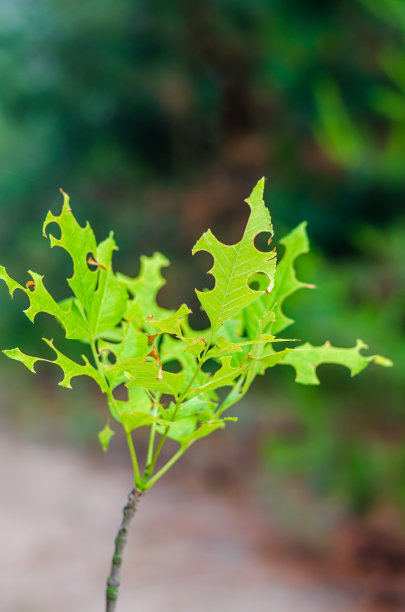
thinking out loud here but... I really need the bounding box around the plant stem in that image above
[141,427,168,484]
[146,398,159,466]
[142,332,215,482]
[143,446,187,490]
[89,336,142,488]
[125,430,141,488]
[106,488,142,611]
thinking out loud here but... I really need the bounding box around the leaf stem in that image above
[125,429,141,488]
[141,427,168,485]
[143,446,188,490]
[89,336,141,488]
[141,331,215,484]
[177,329,214,404]
[146,395,160,466]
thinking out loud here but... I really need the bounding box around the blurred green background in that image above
[0,0,404,540]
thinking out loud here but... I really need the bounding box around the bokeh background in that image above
[1,1,404,610]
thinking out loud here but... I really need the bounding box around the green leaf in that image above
[160,334,205,386]
[0,267,89,340]
[0,266,22,296]
[113,358,187,397]
[157,417,198,443]
[180,421,225,446]
[149,303,191,337]
[121,411,159,431]
[109,388,160,431]
[269,222,315,333]
[98,424,115,452]
[281,340,393,385]
[192,356,243,394]
[192,178,276,333]
[43,190,98,314]
[205,333,285,360]
[165,396,216,421]
[117,252,172,321]
[99,322,150,387]
[87,232,128,337]
[3,339,107,390]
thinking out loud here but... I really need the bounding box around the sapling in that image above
[0,179,392,610]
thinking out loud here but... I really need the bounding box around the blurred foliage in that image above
[261,0,405,525]
[0,0,404,523]
[264,221,405,518]
[315,0,405,184]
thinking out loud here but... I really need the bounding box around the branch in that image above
[106,488,143,611]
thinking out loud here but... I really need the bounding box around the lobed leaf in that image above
[87,232,128,337]
[117,252,172,323]
[281,339,393,385]
[3,339,107,390]
[43,190,98,314]
[191,356,244,395]
[113,358,187,397]
[0,267,89,340]
[269,222,315,333]
[192,178,276,334]
[148,303,191,338]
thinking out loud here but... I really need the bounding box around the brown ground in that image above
[0,432,398,612]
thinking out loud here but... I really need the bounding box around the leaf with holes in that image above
[192,178,276,334]
[281,340,393,385]
[0,179,392,511]
[3,339,106,390]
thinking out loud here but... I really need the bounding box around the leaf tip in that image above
[59,188,71,212]
[373,355,393,368]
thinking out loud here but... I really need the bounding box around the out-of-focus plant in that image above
[263,221,404,521]
[314,0,405,184]
[0,180,391,610]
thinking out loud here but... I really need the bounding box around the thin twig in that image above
[106,488,143,611]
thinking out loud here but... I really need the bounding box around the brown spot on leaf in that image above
[87,255,108,270]
[148,345,163,381]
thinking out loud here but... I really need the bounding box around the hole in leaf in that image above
[112,383,128,402]
[160,393,173,408]
[162,359,182,374]
[106,351,117,365]
[44,221,62,241]
[254,231,274,252]
[192,251,215,293]
[248,272,269,292]
[201,359,221,375]
[187,292,211,331]
[26,280,36,292]
[86,253,98,271]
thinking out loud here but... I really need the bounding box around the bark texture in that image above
[106,488,142,612]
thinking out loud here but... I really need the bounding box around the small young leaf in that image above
[98,424,115,452]
[149,303,191,337]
